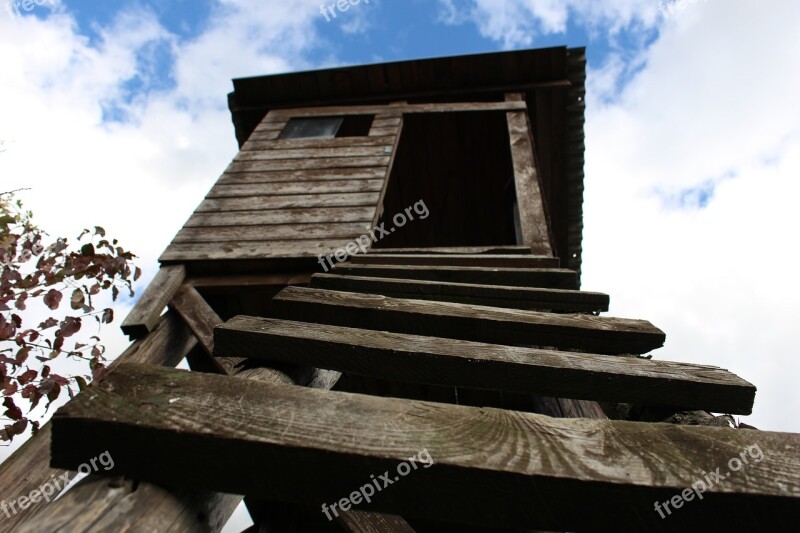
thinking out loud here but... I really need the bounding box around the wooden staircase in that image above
[43,247,800,531]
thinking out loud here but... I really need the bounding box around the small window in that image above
[279,115,374,140]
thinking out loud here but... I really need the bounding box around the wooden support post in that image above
[506,93,553,255]
[1,311,197,532]
[120,265,186,338]
[51,364,800,532]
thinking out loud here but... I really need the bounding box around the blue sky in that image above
[2,0,799,485]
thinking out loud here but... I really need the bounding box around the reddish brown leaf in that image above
[101,308,113,324]
[43,288,62,310]
[17,369,38,385]
[59,316,82,338]
[38,317,58,330]
[14,292,28,310]
[70,288,85,310]
[3,397,22,420]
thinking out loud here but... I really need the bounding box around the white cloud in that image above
[438,0,661,48]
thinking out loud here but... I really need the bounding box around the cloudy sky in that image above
[1,0,798,514]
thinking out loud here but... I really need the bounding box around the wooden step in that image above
[330,263,578,289]
[376,246,532,255]
[348,254,559,268]
[214,317,755,414]
[271,287,665,355]
[311,273,609,313]
[52,363,800,532]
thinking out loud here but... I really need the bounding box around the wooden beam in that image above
[0,311,196,531]
[271,287,665,355]
[370,114,403,228]
[337,511,416,533]
[311,274,609,313]
[226,158,390,173]
[52,363,800,532]
[190,272,312,289]
[376,246,532,255]
[262,101,527,120]
[120,265,186,338]
[241,136,396,151]
[173,223,374,244]
[206,179,385,198]
[348,253,559,268]
[506,94,552,255]
[215,317,755,414]
[330,263,578,289]
[195,192,381,212]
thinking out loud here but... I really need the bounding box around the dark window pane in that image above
[280,117,343,139]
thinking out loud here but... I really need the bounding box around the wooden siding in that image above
[160,110,402,264]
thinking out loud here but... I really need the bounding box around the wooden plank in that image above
[370,117,403,228]
[241,136,395,151]
[271,287,665,355]
[160,240,357,263]
[337,511,415,533]
[226,156,390,173]
[507,94,552,255]
[235,146,391,161]
[174,223,373,244]
[377,246,532,255]
[310,274,609,313]
[207,179,384,198]
[215,317,755,414]
[190,272,312,289]
[185,207,375,227]
[120,265,186,338]
[195,192,381,213]
[269,101,528,118]
[52,363,800,532]
[367,127,398,137]
[0,311,196,531]
[330,263,578,289]
[348,253,559,268]
[218,167,387,182]
[248,129,281,141]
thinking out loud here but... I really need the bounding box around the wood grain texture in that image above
[174,223,373,244]
[240,136,395,151]
[226,156,390,173]
[120,265,186,338]
[207,179,384,198]
[348,253,559,268]
[0,311,196,532]
[310,273,609,313]
[185,207,375,227]
[51,363,800,532]
[235,146,391,161]
[265,101,527,119]
[215,317,755,413]
[194,192,381,213]
[507,105,552,255]
[330,263,578,289]
[377,246,532,255]
[271,286,665,355]
[219,167,387,182]
[160,239,357,263]
[337,511,415,533]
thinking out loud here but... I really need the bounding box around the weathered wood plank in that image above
[331,263,578,289]
[370,117,403,228]
[348,253,558,268]
[207,179,384,198]
[241,136,395,151]
[0,311,196,532]
[219,167,387,182]
[310,274,609,313]
[215,317,755,414]
[185,207,375,227]
[52,363,800,532]
[247,129,281,141]
[174,223,373,244]
[271,287,665,355]
[268,101,528,118]
[235,146,391,161]
[226,156,390,173]
[337,511,416,533]
[120,265,186,338]
[377,246,532,255]
[160,240,356,263]
[195,192,381,212]
[367,127,397,137]
[507,94,552,255]
[190,272,312,289]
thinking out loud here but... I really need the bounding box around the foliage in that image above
[1,191,139,442]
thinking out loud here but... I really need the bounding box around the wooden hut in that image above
[1,46,798,532]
